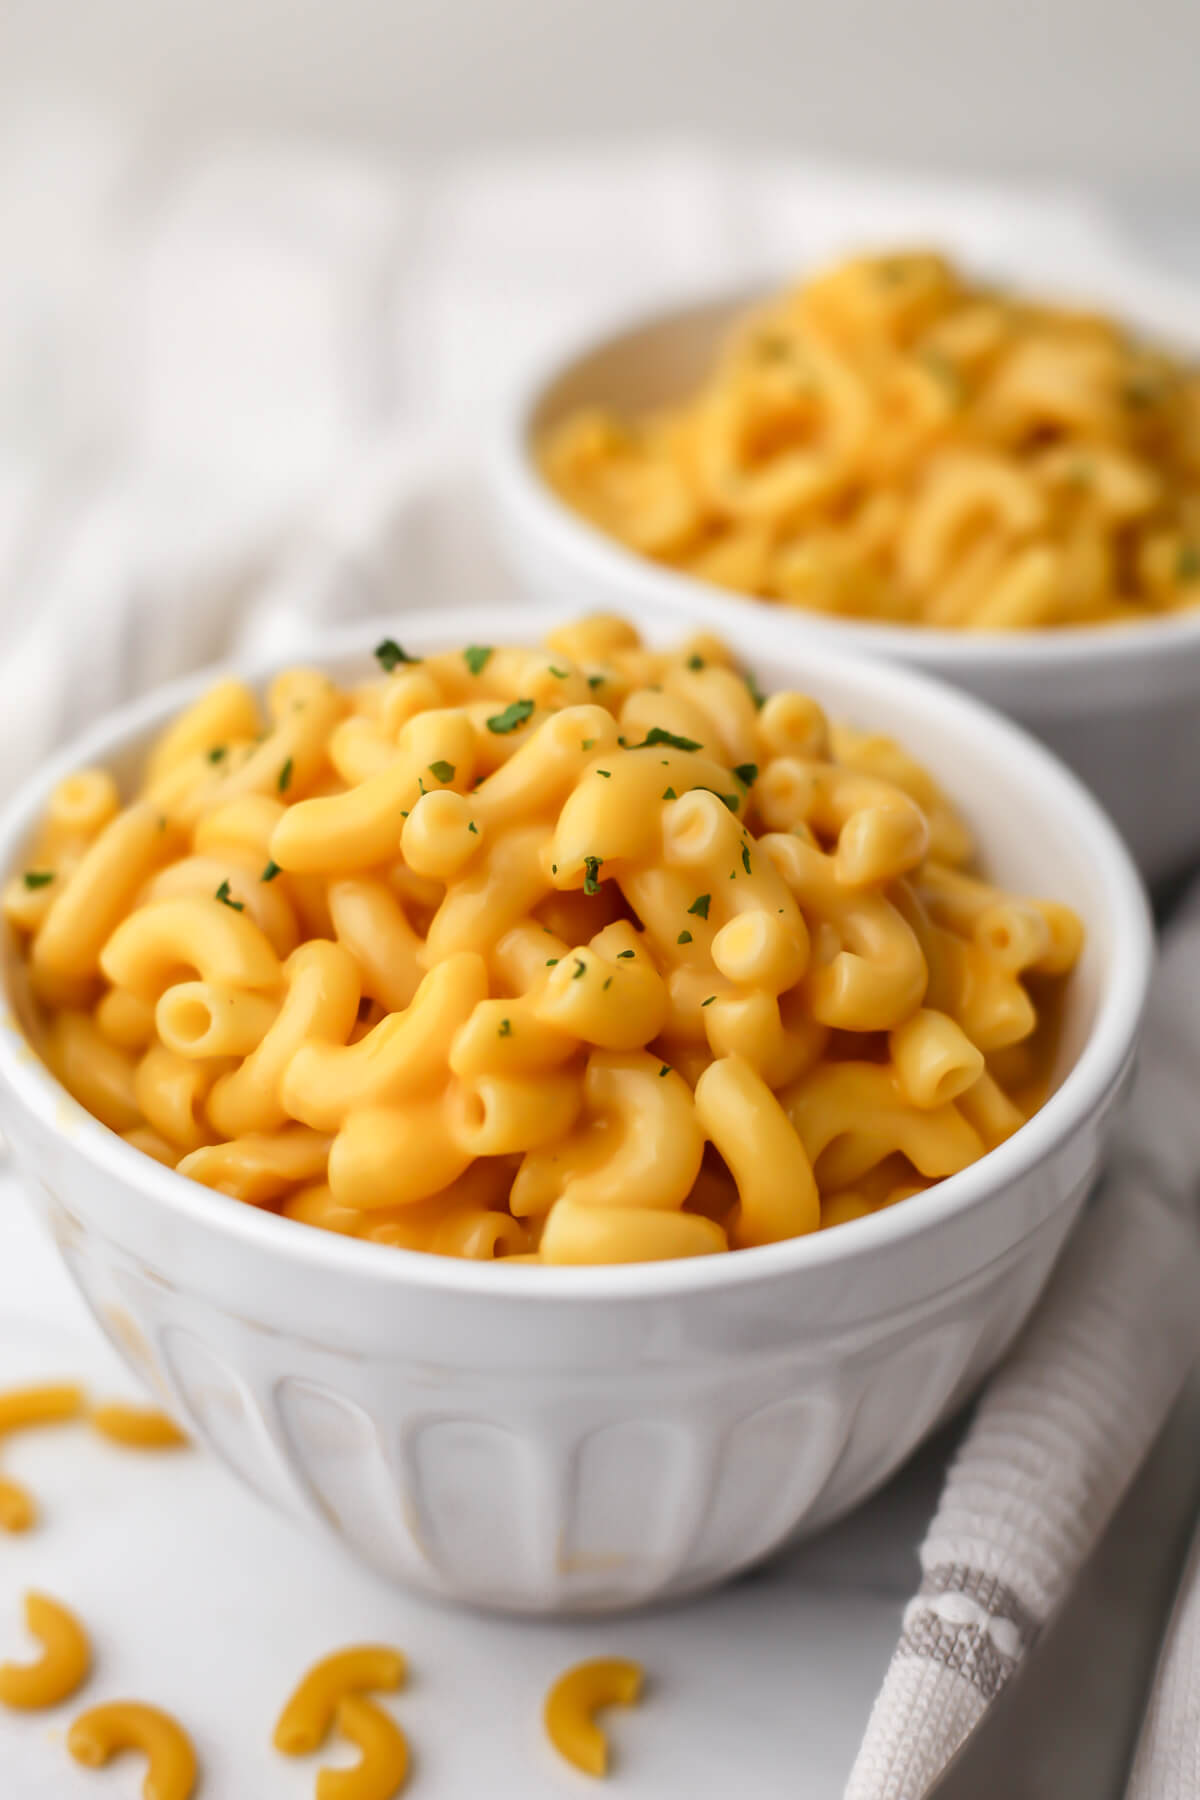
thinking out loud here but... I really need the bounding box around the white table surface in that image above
[0,1162,960,1799]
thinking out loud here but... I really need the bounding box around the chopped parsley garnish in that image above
[463,644,493,676]
[603,976,613,990]
[701,789,740,813]
[688,894,711,919]
[630,727,701,752]
[468,820,478,834]
[206,745,227,764]
[677,929,693,945]
[745,672,766,711]
[583,855,604,895]
[546,958,559,967]
[1177,543,1200,583]
[587,674,605,690]
[498,1018,512,1038]
[662,786,677,800]
[551,863,558,874]
[733,762,758,788]
[659,1064,671,1078]
[487,698,535,735]
[22,870,53,890]
[701,995,716,1007]
[215,879,243,911]
[429,760,456,784]
[616,949,635,960]
[374,638,420,672]
[581,738,596,751]
[261,860,281,883]
[572,958,587,980]
[742,845,752,874]
[400,810,409,819]
[277,757,293,794]
[686,653,705,670]
[549,665,569,679]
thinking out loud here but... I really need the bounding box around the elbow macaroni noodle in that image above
[8,619,1082,1263]
[543,1656,644,1777]
[67,1700,197,1800]
[0,1591,91,1710]
[541,250,1200,628]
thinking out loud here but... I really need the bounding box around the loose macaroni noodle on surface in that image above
[543,1657,644,1777]
[0,1591,91,1710]
[541,250,1200,628]
[0,1383,84,1532]
[317,1694,410,1800]
[8,620,1083,1264]
[67,1700,197,1800]
[90,1402,188,1449]
[273,1644,407,1756]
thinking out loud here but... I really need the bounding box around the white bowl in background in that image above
[491,267,1200,883]
[0,606,1152,1614]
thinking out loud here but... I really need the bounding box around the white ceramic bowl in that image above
[0,607,1152,1615]
[491,268,1200,883]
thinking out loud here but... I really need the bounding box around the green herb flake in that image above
[400,810,409,819]
[215,879,244,911]
[662,785,677,800]
[206,745,227,764]
[463,644,493,676]
[468,820,478,834]
[733,762,758,788]
[701,995,716,1007]
[429,760,456,784]
[549,665,569,679]
[596,769,611,779]
[587,674,605,690]
[686,653,706,670]
[22,870,53,890]
[546,958,559,967]
[617,949,635,960]
[687,894,711,920]
[261,860,281,883]
[745,672,766,711]
[1177,542,1200,583]
[374,638,420,672]
[677,929,693,945]
[659,1064,671,1078]
[583,855,604,895]
[603,976,613,990]
[742,845,752,874]
[487,698,535,735]
[498,1018,513,1038]
[572,957,588,980]
[277,757,293,794]
[630,727,702,752]
[551,863,558,875]
[581,738,596,751]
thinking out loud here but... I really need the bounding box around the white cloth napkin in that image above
[845,887,1200,1800]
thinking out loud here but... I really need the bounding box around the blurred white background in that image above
[4,0,1200,183]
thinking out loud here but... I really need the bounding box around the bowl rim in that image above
[494,266,1200,669]
[0,607,1154,1301]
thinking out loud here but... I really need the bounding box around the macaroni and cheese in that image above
[7,619,1082,1263]
[542,251,1200,628]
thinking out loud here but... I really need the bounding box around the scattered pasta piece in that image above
[67,1700,197,1800]
[274,1645,407,1756]
[0,1383,85,1432]
[91,1403,188,1450]
[0,1383,85,1531]
[317,1692,410,1800]
[0,1476,36,1533]
[544,1657,643,1778]
[0,1590,91,1709]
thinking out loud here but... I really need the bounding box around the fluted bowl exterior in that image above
[0,609,1152,1613]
